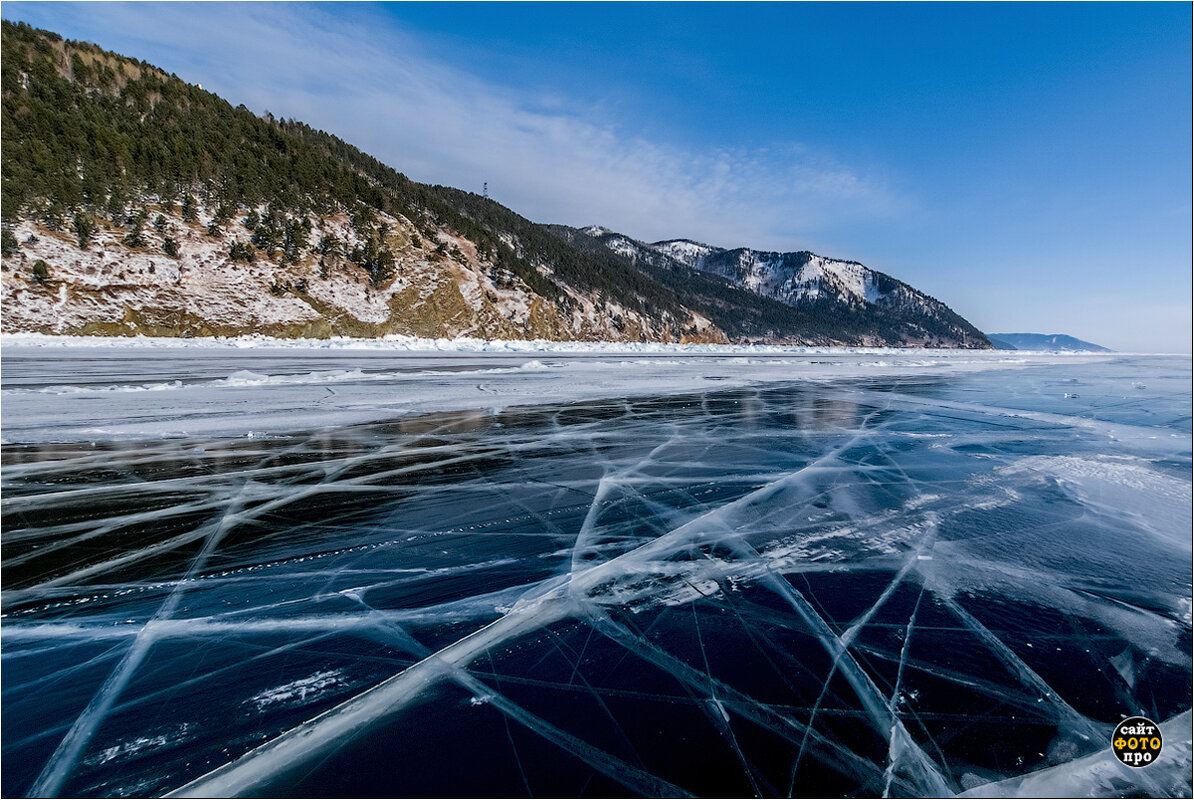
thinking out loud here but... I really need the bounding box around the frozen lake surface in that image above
[2,338,1191,797]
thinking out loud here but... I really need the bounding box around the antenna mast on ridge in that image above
[483,182,488,199]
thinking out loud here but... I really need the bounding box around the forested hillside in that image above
[0,21,989,347]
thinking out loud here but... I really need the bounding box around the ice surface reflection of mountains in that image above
[2,369,1191,797]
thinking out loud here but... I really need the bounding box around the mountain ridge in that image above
[987,333,1112,352]
[552,224,989,348]
[0,20,990,348]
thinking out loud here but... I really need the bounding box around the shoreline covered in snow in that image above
[0,332,1163,356]
[1,336,1140,444]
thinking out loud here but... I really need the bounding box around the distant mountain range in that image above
[987,333,1112,352]
[0,20,990,348]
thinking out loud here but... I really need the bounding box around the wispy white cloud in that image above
[8,2,908,250]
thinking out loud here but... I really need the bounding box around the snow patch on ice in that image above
[247,670,346,712]
[82,723,194,767]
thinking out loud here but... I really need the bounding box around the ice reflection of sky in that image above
[2,353,1191,798]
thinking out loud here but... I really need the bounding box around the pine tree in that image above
[123,207,148,248]
[229,240,255,263]
[73,212,96,249]
[181,193,197,222]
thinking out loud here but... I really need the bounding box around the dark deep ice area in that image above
[2,345,1191,797]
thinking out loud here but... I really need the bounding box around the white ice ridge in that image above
[0,331,1151,355]
[1,340,1110,444]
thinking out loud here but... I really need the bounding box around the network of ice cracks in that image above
[2,356,1192,798]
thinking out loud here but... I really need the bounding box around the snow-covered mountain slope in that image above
[0,208,720,343]
[649,239,719,266]
[686,248,878,306]
[654,239,940,315]
[569,227,989,348]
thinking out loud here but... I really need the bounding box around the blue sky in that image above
[4,2,1190,351]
